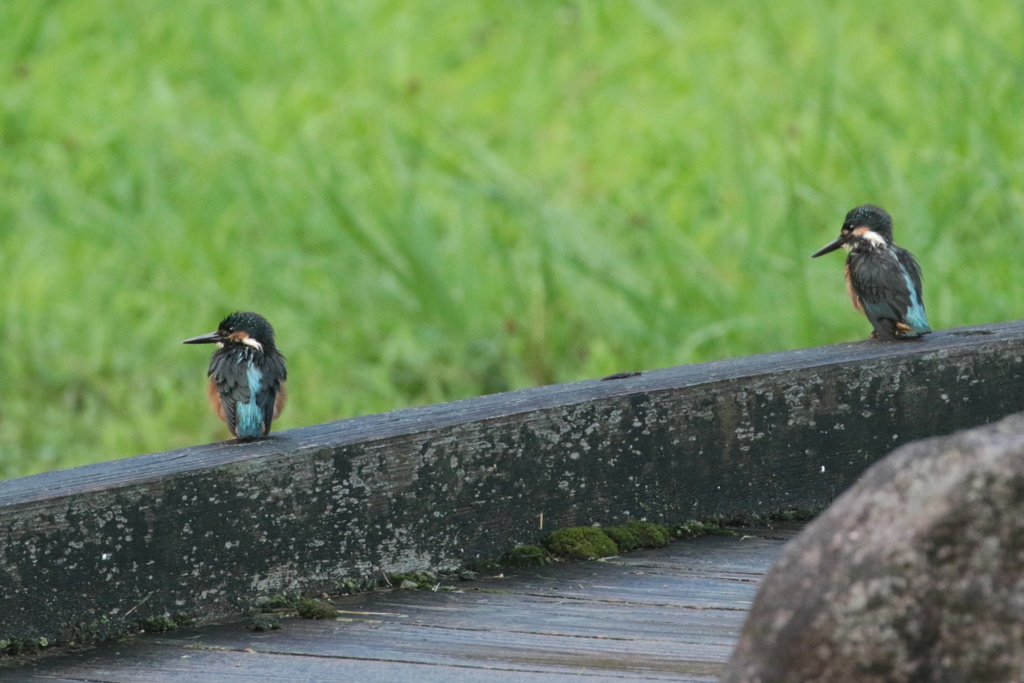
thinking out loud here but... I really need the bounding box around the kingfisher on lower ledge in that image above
[182,311,287,440]
[811,204,931,341]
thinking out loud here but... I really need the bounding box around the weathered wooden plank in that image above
[2,533,796,682]
[2,322,1023,648]
[9,648,689,683]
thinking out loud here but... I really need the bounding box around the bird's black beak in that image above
[182,331,224,345]
[811,236,845,258]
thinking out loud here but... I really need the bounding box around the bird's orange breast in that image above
[274,382,287,420]
[207,377,227,423]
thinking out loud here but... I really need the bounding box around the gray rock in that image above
[723,413,1024,683]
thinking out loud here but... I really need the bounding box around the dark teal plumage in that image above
[813,205,931,340]
[183,312,287,440]
[208,339,287,439]
[844,237,929,338]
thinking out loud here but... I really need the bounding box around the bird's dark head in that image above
[811,204,893,258]
[182,311,277,352]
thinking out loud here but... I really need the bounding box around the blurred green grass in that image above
[1,1,1022,478]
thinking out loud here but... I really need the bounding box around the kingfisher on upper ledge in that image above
[811,204,931,341]
[182,312,287,440]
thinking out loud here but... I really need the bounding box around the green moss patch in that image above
[256,593,296,611]
[141,613,193,634]
[385,571,439,590]
[672,518,732,539]
[295,598,336,620]
[0,637,49,657]
[543,527,618,560]
[605,521,671,551]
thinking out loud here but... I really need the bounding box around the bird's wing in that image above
[257,352,287,435]
[893,247,930,333]
[209,353,252,437]
[848,250,914,339]
[895,248,925,302]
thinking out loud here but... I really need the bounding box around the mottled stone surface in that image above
[2,321,1023,648]
[724,413,1024,683]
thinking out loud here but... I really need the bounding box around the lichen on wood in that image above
[1,322,1022,651]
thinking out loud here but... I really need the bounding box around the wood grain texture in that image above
[2,321,1023,647]
[2,530,799,682]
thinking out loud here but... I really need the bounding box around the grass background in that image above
[1,1,1022,479]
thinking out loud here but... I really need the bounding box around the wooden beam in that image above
[2,321,1024,646]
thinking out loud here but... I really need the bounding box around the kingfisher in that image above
[811,204,931,340]
[182,312,287,440]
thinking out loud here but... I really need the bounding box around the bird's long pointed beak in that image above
[182,331,223,344]
[811,237,844,258]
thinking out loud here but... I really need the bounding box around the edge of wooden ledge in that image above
[1,319,1023,648]
[2,319,1022,506]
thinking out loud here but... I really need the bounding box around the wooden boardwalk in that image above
[0,526,799,682]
